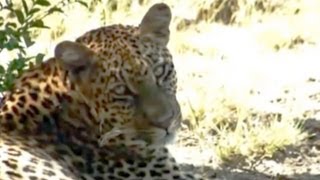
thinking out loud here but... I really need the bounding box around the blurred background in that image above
[1,0,320,179]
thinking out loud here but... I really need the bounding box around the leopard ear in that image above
[54,41,96,73]
[54,41,98,84]
[139,3,171,46]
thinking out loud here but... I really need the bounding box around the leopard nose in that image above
[131,78,181,131]
[147,95,181,131]
[151,109,173,130]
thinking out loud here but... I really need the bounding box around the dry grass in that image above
[2,0,320,165]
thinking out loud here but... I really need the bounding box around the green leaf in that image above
[22,32,34,47]
[35,53,45,64]
[8,58,27,73]
[5,22,17,29]
[35,0,51,6]
[0,31,7,49]
[21,0,29,15]
[0,86,5,93]
[5,25,20,39]
[29,8,40,15]
[0,65,5,74]
[15,57,28,75]
[30,19,49,29]
[3,72,15,91]
[0,30,6,41]
[15,9,25,24]
[6,38,20,51]
[48,7,63,14]
[0,16,4,26]
[76,0,88,8]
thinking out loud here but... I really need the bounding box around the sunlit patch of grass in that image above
[180,85,307,164]
[176,57,309,164]
[214,114,306,163]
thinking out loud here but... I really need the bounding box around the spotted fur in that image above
[0,3,203,180]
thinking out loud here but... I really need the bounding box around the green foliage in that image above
[0,0,88,94]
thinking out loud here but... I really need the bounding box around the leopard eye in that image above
[113,84,126,95]
[110,83,135,104]
[154,65,164,77]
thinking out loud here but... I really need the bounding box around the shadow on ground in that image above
[182,162,320,180]
[179,117,320,180]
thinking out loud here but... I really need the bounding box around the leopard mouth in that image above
[98,118,179,148]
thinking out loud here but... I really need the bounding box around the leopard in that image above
[0,3,204,180]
